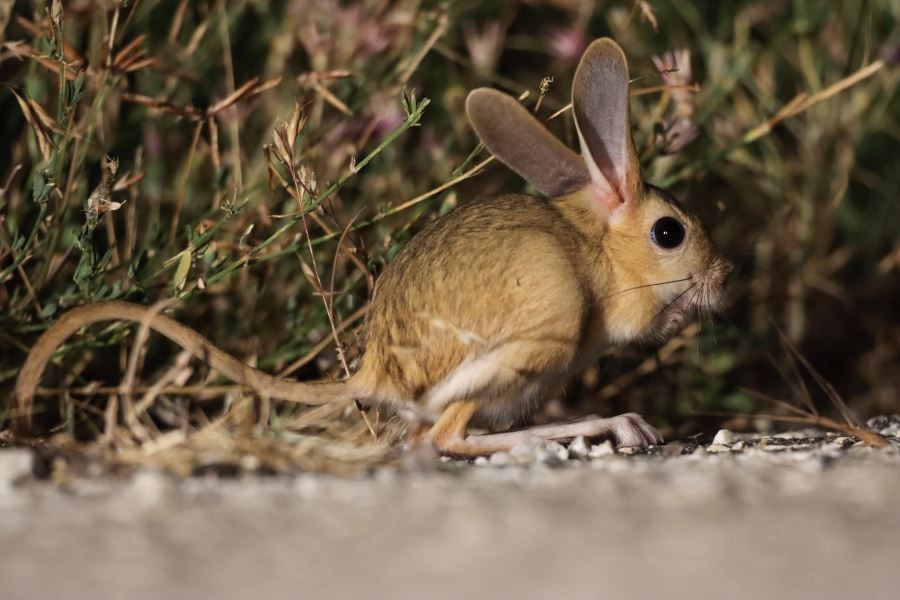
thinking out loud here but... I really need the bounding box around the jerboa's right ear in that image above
[572,38,642,211]
[466,88,590,198]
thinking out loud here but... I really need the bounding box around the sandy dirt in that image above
[2,434,899,600]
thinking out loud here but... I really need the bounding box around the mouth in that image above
[651,286,696,336]
[653,262,732,335]
[640,259,732,341]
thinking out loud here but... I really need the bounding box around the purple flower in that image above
[652,49,694,118]
[651,49,699,153]
[464,22,505,75]
[881,44,900,67]
[547,27,588,62]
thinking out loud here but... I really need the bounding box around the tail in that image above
[13,300,358,435]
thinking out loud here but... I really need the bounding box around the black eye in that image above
[650,217,685,249]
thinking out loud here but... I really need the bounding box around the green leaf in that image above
[173,245,193,292]
[39,301,58,319]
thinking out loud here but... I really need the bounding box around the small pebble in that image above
[788,443,815,451]
[488,451,513,467]
[0,450,34,488]
[589,441,615,458]
[661,441,685,457]
[399,442,439,471]
[707,443,731,454]
[537,441,569,465]
[126,470,172,506]
[712,429,737,445]
[510,440,543,464]
[866,415,900,437]
[732,441,745,452]
[567,436,590,459]
[761,442,786,452]
[240,454,262,472]
[618,446,638,456]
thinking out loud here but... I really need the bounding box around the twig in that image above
[33,384,248,397]
[726,323,886,447]
[596,324,699,402]
[395,8,449,88]
[773,324,856,426]
[703,409,889,449]
[217,0,243,191]
[118,299,179,440]
[170,120,203,241]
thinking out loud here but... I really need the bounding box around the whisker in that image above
[604,275,692,299]
[650,281,697,324]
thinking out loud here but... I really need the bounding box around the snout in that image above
[719,258,735,285]
[695,257,733,311]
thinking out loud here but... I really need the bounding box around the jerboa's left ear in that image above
[466,88,590,198]
[572,38,643,212]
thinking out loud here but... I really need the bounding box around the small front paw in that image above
[604,413,664,448]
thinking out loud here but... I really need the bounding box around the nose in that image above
[712,258,735,286]
[723,259,735,278]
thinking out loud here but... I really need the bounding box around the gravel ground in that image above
[2,422,899,600]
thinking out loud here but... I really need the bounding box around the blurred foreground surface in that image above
[2,434,899,600]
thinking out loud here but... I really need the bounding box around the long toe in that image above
[612,414,663,448]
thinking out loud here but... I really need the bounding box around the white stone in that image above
[240,454,262,471]
[509,440,543,464]
[474,456,489,466]
[589,441,615,458]
[761,440,787,452]
[567,436,590,459]
[0,449,33,487]
[866,415,900,437]
[732,441,745,451]
[537,441,569,465]
[488,451,513,467]
[707,443,732,454]
[126,469,172,507]
[712,429,737,445]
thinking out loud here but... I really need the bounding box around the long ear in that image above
[466,88,590,198]
[572,38,643,210]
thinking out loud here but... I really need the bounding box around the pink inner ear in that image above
[571,39,643,213]
[577,130,628,216]
[592,185,629,219]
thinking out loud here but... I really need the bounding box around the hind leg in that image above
[422,337,661,457]
[427,404,662,458]
[467,413,661,452]
[425,400,484,458]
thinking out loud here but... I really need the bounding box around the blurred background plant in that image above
[0,0,897,472]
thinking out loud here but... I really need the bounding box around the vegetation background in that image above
[1,0,897,471]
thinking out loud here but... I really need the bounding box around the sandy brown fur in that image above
[362,195,590,416]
